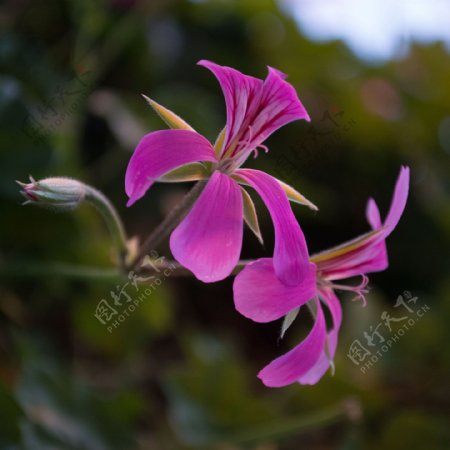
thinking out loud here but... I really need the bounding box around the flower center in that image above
[216,158,235,175]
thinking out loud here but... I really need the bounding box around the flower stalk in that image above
[18,177,129,271]
[84,185,128,271]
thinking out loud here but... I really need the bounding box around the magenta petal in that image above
[298,289,342,385]
[125,129,217,206]
[170,171,243,283]
[236,168,310,286]
[317,166,410,280]
[366,198,382,229]
[384,165,410,235]
[363,198,388,271]
[258,298,326,388]
[233,258,316,323]
[198,60,309,160]
[198,60,262,157]
[247,66,310,150]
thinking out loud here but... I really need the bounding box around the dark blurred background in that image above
[1,0,449,449]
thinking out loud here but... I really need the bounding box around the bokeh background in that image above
[1,0,449,449]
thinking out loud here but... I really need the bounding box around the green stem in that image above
[84,185,128,271]
[128,180,208,272]
[219,399,361,446]
[0,259,251,281]
[0,261,121,282]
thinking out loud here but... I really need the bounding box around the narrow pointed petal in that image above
[170,171,243,283]
[241,187,263,245]
[363,198,388,272]
[280,307,300,340]
[235,169,310,286]
[258,298,326,388]
[233,258,316,322]
[277,179,318,211]
[142,95,195,131]
[125,130,217,206]
[158,163,209,183]
[312,166,409,279]
[366,198,382,229]
[298,289,342,385]
[384,165,410,234]
[213,126,227,158]
[198,60,262,157]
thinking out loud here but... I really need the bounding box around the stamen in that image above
[320,275,370,307]
[252,144,269,159]
[234,125,254,156]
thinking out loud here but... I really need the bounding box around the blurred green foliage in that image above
[0,0,449,449]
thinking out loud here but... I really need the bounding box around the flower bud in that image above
[17,176,86,211]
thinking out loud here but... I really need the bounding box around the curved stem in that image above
[0,261,121,282]
[220,399,361,446]
[85,185,128,271]
[128,180,208,272]
[0,259,251,281]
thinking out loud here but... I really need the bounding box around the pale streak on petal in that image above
[158,163,210,183]
[214,126,227,158]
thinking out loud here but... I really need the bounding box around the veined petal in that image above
[258,298,326,388]
[198,60,309,162]
[125,130,217,206]
[312,229,387,279]
[245,67,310,154]
[233,258,316,322]
[298,288,342,385]
[170,171,243,283]
[198,60,262,158]
[235,168,310,286]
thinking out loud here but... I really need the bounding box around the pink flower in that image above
[125,61,312,284]
[233,166,410,387]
